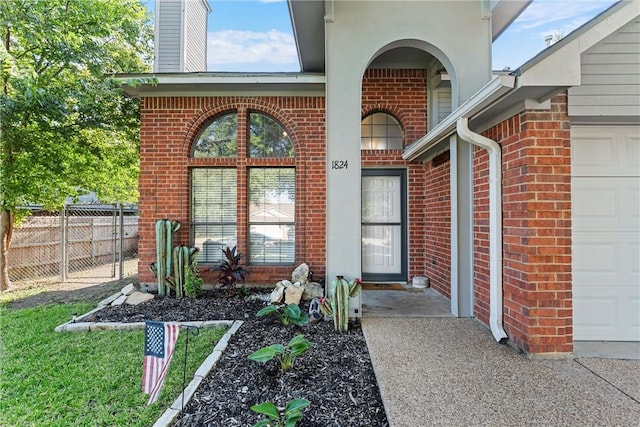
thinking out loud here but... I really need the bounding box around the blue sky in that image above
[149,0,619,72]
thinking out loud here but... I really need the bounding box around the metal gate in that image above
[8,204,138,284]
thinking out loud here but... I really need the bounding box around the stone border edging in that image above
[53,290,121,332]
[153,320,244,427]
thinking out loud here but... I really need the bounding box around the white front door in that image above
[361,170,407,281]
[572,125,640,342]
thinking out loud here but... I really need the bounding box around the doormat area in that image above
[361,283,406,291]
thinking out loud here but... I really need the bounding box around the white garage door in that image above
[572,126,640,341]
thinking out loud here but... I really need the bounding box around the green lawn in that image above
[0,301,227,427]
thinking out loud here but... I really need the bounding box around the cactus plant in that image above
[149,219,180,297]
[165,245,199,298]
[328,276,361,331]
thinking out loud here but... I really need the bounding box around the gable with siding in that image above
[568,17,640,120]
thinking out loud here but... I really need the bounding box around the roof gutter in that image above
[403,74,515,161]
[457,117,508,343]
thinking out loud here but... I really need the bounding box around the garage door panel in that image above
[573,295,616,327]
[572,178,640,230]
[574,232,640,279]
[572,126,640,176]
[573,289,640,341]
[572,240,617,275]
[572,125,639,342]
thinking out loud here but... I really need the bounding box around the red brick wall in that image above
[424,158,451,297]
[138,96,326,285]
[360,69,431,282]
[475,93,573,355]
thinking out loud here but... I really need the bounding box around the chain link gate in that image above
[7,204,138,285]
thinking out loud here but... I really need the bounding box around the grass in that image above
[0,300,227,427]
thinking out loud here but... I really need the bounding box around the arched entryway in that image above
[358,43,474,318]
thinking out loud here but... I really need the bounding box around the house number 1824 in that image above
[331,160,348,170]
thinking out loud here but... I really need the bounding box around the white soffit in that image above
[491,0,533,41]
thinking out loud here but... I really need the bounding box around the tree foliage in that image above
[0,0,153,290]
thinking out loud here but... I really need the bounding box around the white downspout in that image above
[456,117,508,343]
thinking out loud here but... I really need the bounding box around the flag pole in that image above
[180,324,199,418]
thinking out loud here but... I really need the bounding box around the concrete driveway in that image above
[362,317,640,427]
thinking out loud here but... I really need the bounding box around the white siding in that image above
[184,0,208,72]
[568,18,640,118]
[436,88,452,124]
[155,0,183,72]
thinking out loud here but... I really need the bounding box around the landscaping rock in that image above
[284,283,304,305]
[269,282,285,304]
[291,263,309,284]
[111,294,127,306]
[98,292,121,307]
[121,283,136,296]
[301,282,324,301]
[125,291,154,305]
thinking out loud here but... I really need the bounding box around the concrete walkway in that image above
[362,317,640,426]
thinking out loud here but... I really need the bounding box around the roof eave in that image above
[403,74,516,162]
[116,72,326,97]
[491,0,533,41]
[288,0,325,73]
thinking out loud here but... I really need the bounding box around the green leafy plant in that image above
[184,260,204,298]
[212,246,249,295]
[236,285,252,299]
[256,304,309,326]
[251,399,311,427]
[248,334,311,371]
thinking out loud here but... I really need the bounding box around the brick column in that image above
[478,93,572,356]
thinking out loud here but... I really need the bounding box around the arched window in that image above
[249,112,294,157]
[361,112,403,150]
[190,110,295,266]
[192,113,238,157]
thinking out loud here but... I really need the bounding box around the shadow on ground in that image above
[6,276,139,309]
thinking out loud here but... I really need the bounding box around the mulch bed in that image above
[84,289,389,426]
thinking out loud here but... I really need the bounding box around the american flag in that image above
[142,321,181,405]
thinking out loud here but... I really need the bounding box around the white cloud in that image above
[512,0,616,32]
[207,29,298,71]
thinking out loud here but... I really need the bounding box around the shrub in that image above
[184,260,203,298]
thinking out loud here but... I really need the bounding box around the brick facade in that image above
[475,93,572,355]
[137,72,574,356]
[423,159,452,297]
[138,96,327,285]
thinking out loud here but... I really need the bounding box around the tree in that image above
[0,0,153,290]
